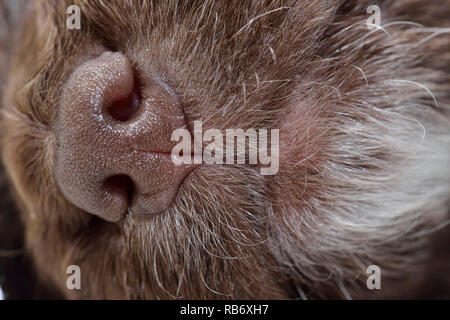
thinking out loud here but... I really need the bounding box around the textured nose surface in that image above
[54,51,192,222]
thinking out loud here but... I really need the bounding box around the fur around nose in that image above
[54,51,192,222]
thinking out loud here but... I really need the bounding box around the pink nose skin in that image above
[54,51,193,222]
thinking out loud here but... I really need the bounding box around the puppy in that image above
[0,0,450,299]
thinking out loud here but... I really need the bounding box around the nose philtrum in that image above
[54,51,193,222]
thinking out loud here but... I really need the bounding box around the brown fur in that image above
[1,0,450,299]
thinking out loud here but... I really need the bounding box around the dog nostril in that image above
[104,175,135,212]
[107,77,141,122]
[55,50,192,221]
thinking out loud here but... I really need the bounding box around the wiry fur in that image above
[0,0,450,299]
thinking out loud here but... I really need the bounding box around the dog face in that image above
[1,0,449,299]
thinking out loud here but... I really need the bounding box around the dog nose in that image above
[54,51,193,222]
